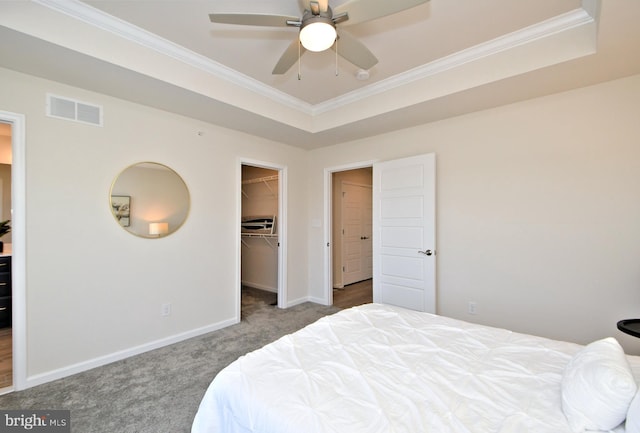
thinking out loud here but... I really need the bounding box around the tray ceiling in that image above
[0,0,639,149]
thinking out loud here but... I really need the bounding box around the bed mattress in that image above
[192,303,639,433]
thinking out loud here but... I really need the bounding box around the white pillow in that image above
[626,390,640,433]
[561,337,637,432]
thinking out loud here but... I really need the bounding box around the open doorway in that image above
[325,155,436,313]
[330,167,373,309]
[240,162,286,317]
[0,111,24,393]
[0,123,10,391]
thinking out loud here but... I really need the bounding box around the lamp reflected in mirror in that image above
[109,162,190,238]
[149,222,169,237]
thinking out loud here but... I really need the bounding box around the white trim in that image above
[235,162,243,323]
[306,296,326,305]
[323,160,377,307]
[581,0,601,19]
[25,318,237,388]
[312,6,595,115]
[277,167,288,309]
[0,111,26,392]
[286,296,312,308]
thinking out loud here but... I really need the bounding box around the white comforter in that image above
[192,304,637,433]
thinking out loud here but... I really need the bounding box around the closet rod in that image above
[241,175,278,185]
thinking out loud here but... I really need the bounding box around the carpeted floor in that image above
[0,288,340,432]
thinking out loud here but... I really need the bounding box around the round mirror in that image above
[109,162,190,238]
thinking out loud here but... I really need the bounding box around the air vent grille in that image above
[47,94,103,126]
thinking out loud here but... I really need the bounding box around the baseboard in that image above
[285,295,330,308]
[307,295,330,306]
[241,280,277,293]
[285,296,310,308]
[25,317,238,389]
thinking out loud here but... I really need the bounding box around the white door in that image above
[342,183,372,285]
[373,153,436,313]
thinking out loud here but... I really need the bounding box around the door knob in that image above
[418,249,434,256]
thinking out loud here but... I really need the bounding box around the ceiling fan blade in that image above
[332,31,378,70]
[209,13,299,27]
[334,0,429,26]
[272,39,307,74]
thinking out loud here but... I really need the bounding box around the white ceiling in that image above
[0,0,639,149]
[82,0,581,105]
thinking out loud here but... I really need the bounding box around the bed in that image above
[192,303,640,433]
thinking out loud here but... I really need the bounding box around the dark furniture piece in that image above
[617,319,640,338]
[0,255,11,328]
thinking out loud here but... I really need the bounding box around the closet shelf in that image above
[241,233,278,249]
[242,175,278,198]
[241,175,278,185]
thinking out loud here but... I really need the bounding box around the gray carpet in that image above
[0,288,340,432]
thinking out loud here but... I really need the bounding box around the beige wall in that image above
[308,74,640,354]
[2,63,640,384]
[0,67,309,382]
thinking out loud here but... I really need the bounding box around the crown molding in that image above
[32,0,315,115]
[312,5,596,115]
[33,0,597,120]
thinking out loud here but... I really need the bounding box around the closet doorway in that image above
[330,167,373,308]
[240,162,286,315]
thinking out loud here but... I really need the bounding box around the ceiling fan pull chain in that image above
[298,39,302,80]
[335,36,339,76]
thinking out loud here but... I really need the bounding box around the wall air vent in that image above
[46,94,103,127]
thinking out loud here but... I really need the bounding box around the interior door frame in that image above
[0,111,26,391]
[323,160,377,306]
[237,158,287,314]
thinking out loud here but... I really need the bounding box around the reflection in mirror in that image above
[110,162,190,238]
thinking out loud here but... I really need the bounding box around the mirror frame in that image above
[109,162,190,238]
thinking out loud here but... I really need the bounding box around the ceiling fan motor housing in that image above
[299,7,337,52]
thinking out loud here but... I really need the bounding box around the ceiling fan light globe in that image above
[299,21,336,52]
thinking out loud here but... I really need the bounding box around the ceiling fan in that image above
[209,0,429,75]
